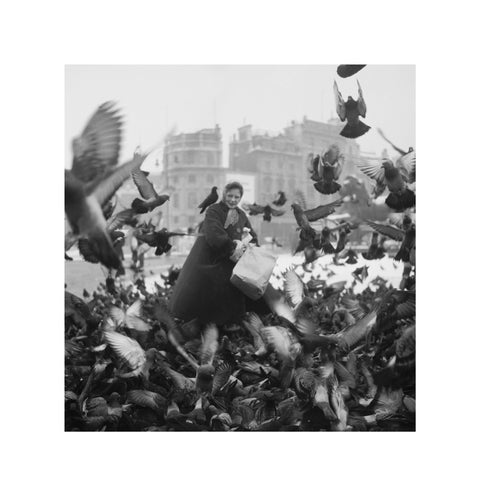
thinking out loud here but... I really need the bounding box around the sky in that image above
[65,65,415,172]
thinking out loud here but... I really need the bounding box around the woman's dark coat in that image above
[170,202,261,325]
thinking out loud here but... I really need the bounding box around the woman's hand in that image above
[229,239,246,262]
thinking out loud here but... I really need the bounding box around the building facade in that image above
[115,118,379,251]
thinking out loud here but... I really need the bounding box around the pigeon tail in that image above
[314,181,342,195]
[321,242,336,254]
[385,189,415,212]
[340,121,371,139]
[394,246,410,262]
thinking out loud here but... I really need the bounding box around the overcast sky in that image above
[65,65,415,172]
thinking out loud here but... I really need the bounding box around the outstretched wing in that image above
[107,209,135,232]
[92,153,147,207]
[132,168,158,200]
[199,324,219,366]
[243,203,265,215]
[103,330,145,370]
[377,128,407,156]
[336,310,377,350]
[125,300,150,332]
[284,269,304,308]
[334,81,346,121]
[270,206,286,217]
[356,80,367,117]
[358,161,385,184]
[396,150,416,183]
[365,220,405,241]
[109,305,126,327]
[261,326,292,362]
[71,101,123,184]
[304,199,343,222]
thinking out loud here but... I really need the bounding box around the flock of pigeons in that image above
[65,64,416,431]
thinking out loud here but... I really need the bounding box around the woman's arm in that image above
[203,205,236,256]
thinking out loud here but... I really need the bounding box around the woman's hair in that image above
[223,181,244,196]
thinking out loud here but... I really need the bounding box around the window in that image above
[188,191,197,209]
[172,193,179,208]
[206,174,214,183]
[174,155,179,163]
[277,178,285,191]
[188,174,196,184]
[173,216,179,224]
[263,176,272,193]
[171,175,178,184]
[188,216,196,225]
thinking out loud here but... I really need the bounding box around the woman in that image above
[170,182,264,326]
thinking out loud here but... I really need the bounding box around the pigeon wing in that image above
[270,206,286,217]
[103,330,145,370]
[109,306,126,327]
[358,162,385,183]
[304,199,343,222]
[125,300,150,332]
[334,81,346,121]
[107,209,135,232]
[92,153,147,207]
[396,150,416,183]
[365,220,405,241]
[71,101,123,184]
[132,169,158,200]
[356,80,367,117]
[199,324,219,366]
[284,269,304,308]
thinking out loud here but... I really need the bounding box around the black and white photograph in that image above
[64,64,416,432]
[5,0,480,494]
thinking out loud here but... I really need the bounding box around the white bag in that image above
[230,245,277,300]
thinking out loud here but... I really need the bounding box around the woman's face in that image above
[224,188,242,208]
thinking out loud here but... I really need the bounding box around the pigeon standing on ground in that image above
[198,187,219,214]
[334,80,370,139]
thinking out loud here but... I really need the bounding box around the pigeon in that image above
[78,209,133,265]
[131,169,170,214]
[103,330,158,381]
[334,224,351,253]
[198,187,219,213]
[65,102,147,269]
[291,203,317,244]
[242,203,285,222]
[318,227,336,254]
[358,157,415,211]
[135,228,193,256]
[352,265,369,284]
[377,128,416,183]
[272,191,287,207]
[361,232,386,260]
[365,218,415,262]
[334,80,370,139]
[308,148,344,195]
[337,65,366,78]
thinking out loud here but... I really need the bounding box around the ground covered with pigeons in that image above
[65,258,415,432]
